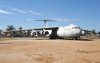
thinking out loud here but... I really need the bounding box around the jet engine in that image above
[31,30,37,37]
[43,30,52,36]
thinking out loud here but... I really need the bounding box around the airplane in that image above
[31,19,82,39]
[4,19,82,40]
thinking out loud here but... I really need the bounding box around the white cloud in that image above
[52,18,69,22]
[71,18,80,21]
[0,9,12,14]
[26,19,33,22]
[0,5,43,15]
[12,8,26,14]
[0,5,26,14]
[51,17,80,22]
[28,10,42,15]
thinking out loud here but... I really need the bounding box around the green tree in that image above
[18,27,23,37]
[98,32,100,38]
[18,27,22,30]
[0,29,3,37]
[6,25,16,31]
[6,25,16,37]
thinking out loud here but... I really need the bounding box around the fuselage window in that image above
[72,27,80,29]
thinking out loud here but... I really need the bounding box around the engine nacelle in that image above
[31,30,37,37]
[43,30,52,36]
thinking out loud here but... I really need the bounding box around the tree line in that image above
[0,25,31,37]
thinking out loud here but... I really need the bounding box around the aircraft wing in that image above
[4,27,58,33]
[33,27,58,30]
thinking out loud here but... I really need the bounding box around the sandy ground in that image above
[0,39,100,63]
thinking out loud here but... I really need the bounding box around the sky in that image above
[0,0,100,31]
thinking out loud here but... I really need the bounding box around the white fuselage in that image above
[57,24,81,38]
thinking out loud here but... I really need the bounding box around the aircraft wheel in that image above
[49,36,57,39]
[50,36,55,39]
[74,37,78,40]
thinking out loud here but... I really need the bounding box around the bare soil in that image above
[0,39,100,63]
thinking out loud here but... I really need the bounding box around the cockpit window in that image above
[72,27,80,29]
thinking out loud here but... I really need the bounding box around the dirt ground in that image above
[0,39,100,63]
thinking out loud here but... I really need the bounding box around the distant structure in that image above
[81,29,100,39]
